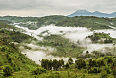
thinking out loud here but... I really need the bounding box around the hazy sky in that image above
[0,0,116,17]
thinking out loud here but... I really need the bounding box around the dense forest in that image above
[0,16,116,78]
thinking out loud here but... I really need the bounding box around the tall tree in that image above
[68,57,73,65]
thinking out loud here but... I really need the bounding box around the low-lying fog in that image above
[14,24,116,65]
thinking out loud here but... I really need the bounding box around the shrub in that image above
[75,58,86,69]
[105,64,112,74]
[31,67,46,75]
[88,67,101,73]
[2,65,13,76]
[100,71,108,78]
[0,70,4,78]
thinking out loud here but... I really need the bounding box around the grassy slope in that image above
[0,39,38,71]
[0,22,39,77]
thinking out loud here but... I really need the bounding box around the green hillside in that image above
[0,16,38,23]
[37,34,85,58]
[1,15,116,30]
[0,16,116,78]
[86,32,116,43]
[0,22,39,77]
[55,16,115,30]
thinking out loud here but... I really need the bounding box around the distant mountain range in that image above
[67,10,116,17]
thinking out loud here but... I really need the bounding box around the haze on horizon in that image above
[0,0,116,17]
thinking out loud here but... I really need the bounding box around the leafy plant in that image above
[31,67,46,75]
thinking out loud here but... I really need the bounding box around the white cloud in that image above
[15,24,116,65]
[0,0,115,16]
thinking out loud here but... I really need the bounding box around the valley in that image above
[0,16,116,78]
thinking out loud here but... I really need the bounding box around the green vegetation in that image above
[37,34,85,58]
[0,16,38,23]
[55,16,113,30]
[2,56,114,78]
[0,21,37,43]
[0,16,116,78]
[86,32,116,43]
[0,20,13,24]
[1,15,115,30]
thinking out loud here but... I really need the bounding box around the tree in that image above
[75,58,86,69]
[48,59,52,70]
[65,62,69,69]
[58,59,64,68]
[41,59,49,70]
[52,59,59,70]
[68,57,73,65]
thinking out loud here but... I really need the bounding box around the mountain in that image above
[68,9,116,17]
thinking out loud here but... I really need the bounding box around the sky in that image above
[0,0,116,17]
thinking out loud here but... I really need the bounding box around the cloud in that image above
[0,0,115,16]
[14,24,116,65]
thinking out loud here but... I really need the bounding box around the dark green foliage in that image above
[68,57,73,65]
[112,68,116,77]
[86,32,115,43]
[89,59,97,67]
[65,62,69,69]
[31,67,46,75]
[87,67,101,73]
[58,59,64,68]
[100,71,108,78]
[52,59,59,70]
[41,59,64,70]
[41,59,50,70]
[107,57,113,64]
[97,59,105,67]
[75,58,86,69]
[104,64,112,74]
[2,65,13,76]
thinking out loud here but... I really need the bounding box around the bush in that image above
[100,71,108,78]
[112,68,116,77]
[88,67,101,73]
[105,64,112,74]
[2,65,13,76]
[75,58,86,69]
[31,67,46,75]
[0,70,4,78]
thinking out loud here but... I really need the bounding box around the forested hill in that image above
[0,15,116,30]
[0,16,38,23]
